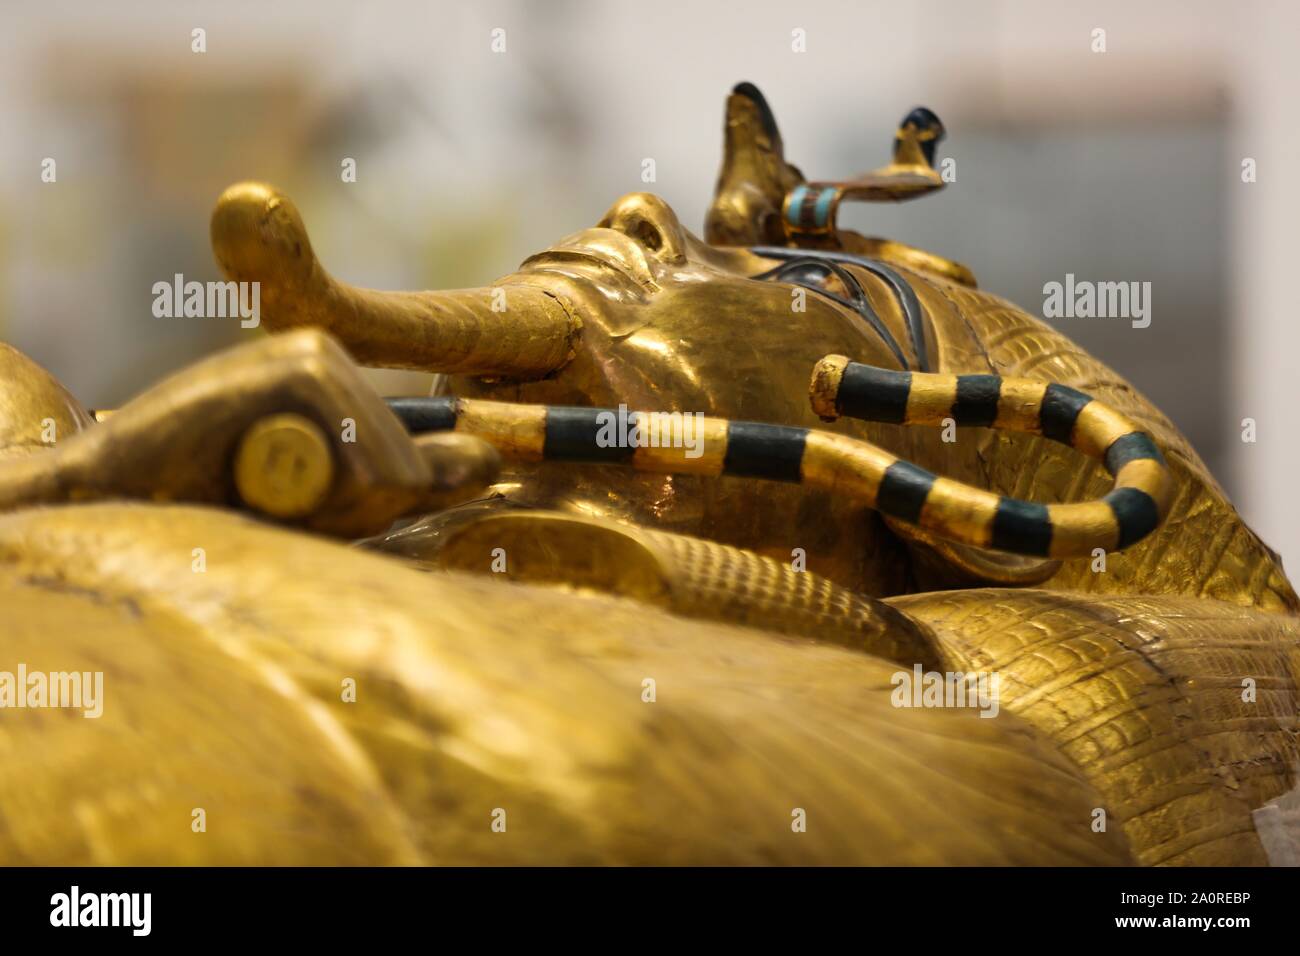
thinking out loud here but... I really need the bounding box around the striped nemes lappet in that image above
[388,354,1173,560]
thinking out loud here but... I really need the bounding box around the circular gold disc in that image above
[234,413,334,519]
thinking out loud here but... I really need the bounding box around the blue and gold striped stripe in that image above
[806,354,1172,557]
[386,354,1172,561]
[784,184,840,233]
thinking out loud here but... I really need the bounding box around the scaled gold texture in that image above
[0,83,1295,866]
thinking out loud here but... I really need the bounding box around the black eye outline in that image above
[753,256,910,371]
[751,247,931,373]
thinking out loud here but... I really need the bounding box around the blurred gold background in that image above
[0,0,1296,567]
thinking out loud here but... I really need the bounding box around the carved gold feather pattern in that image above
[890,587,1300,865]
[906,274,1297,612]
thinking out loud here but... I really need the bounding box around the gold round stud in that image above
[234,413,334,519]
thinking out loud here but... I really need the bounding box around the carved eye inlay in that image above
[753,256,910,370]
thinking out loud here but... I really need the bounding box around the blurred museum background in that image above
[1,0,1297,566]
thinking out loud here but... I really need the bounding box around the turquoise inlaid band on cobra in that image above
[811,187,836,228]
[786,184,809,228]
[784,185,838,230]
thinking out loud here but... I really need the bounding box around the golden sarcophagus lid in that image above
[0,83,1295,867]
